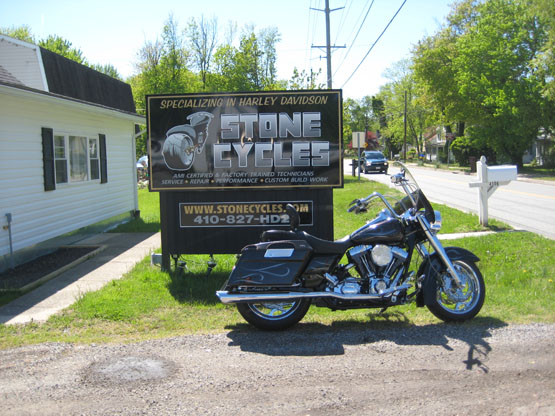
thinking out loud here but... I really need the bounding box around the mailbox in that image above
[481,165,518,184]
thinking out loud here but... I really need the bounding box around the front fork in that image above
[416,215,463,288]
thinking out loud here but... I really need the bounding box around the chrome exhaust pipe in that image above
[216,283,411,304]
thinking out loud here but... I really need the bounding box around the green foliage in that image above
[0,25,34,42]
[376,59,438,159]
[413,0,554,166]
[130,15,283,112]
[39,35,87,64]
[342,96,384,153]
[527,0,555,101]
[186,16,218,90]
[211,27,281,92]
[90,63,122,80]
[1,26,124,82]
[288,67,324,90]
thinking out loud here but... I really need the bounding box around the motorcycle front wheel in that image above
[426,259,485,322]
[236,299,311,330]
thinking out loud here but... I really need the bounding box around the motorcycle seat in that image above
[261,230,351,255]
[300,231,352,254]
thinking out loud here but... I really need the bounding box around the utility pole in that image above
[403,90,407,161]
[311,0,345,88]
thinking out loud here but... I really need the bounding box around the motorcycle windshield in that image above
[392,162,435,223]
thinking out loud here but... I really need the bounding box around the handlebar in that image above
[348,192,400,218]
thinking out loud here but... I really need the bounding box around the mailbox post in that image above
[469,156,517,226]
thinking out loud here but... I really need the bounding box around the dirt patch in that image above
[0,324,553,415]
[0,246,99,290]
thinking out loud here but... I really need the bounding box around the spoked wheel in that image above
[236,299,311,330]
[426,260,485,322]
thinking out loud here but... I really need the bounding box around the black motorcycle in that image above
[216,163,485,330]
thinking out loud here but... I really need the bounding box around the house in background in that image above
[0,35,144,272]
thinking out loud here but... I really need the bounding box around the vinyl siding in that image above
[0,37,46,90]
[0,86,139,258]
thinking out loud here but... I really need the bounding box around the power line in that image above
[341,0,408,89]
[333,0,375,77]
[333,0,351,45]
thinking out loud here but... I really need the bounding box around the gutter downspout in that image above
[4,213,14,269]
[132,127,147,215]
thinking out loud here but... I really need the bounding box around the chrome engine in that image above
[340,244,409,295]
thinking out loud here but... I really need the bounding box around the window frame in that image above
[53,133,102,185]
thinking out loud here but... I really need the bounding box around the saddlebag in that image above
[227,240,312,287]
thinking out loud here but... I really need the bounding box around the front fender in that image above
[416,247,480,307]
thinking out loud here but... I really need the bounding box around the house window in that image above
[54,135,68,184]
[53,134,102,183]
[69,135,88,181]
[89,138,100,180]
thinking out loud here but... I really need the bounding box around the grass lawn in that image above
[0,177,552,349]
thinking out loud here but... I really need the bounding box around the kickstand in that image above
[378,307,388,315]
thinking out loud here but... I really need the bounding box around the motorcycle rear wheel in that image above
[426,259,485,322]
[236,299,311,330]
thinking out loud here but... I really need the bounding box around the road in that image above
[346,163,555,240]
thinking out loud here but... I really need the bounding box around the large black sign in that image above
[146,90,343,191]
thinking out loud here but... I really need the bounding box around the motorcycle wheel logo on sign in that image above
[161,111,214,171]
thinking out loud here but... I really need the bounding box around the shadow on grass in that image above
[167,269,228,305]
[109,217,160,233]
[225,315,506,372]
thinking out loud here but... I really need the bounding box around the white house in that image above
[0,35,144,272]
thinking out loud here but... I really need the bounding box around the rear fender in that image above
[416,247,480,307]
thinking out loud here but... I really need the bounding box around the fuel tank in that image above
[350,212,404,245]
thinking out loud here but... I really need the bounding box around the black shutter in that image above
[99,134,107,183]
[42,127,55,191]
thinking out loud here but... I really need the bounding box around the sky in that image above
[0,0,453,100]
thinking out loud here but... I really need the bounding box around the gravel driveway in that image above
[1,323,553,415]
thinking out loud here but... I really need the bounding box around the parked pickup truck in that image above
[358,150,388,174]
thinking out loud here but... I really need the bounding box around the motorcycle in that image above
[216,162,485,330]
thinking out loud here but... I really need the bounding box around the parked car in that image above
[359,151,388,174]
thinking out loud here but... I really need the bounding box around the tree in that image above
[342,96,384,153]
[0,25,34,42]
[90,63,122,80]
[377,59,437,159]
[2,26,125,82]
[528,0,555,101]
[39,35,87,64]
[187,16,218,90]
[288,67,324,90]
[132,14,201,113]
[413,0,553,166]
[211,26,281,91]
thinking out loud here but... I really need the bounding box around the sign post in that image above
[469,156,517,226]
[146,90,343,270]
[352,131,364,180]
